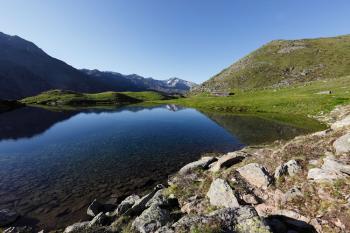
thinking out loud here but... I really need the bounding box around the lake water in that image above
[0,105,316,230]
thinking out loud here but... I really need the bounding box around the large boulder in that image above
[132,204,172,233]
[274,160,301,179]
[308,156,350,182]
[172,206,272,233]
[178,157,217,175]
[209,152,246,172]
[207,178,240,208]
[64,222,90,233]
[0,209,19,227]
[111,194,140,216]
[333,133,350,155]
[237,163,273,189]
[322,157,350,175]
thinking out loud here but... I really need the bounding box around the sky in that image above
[0,0,349,83]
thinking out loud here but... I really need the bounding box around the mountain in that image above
[81,69,197,94]
[0,32,196,100]
[194,34,350,93]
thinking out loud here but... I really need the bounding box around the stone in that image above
[178,157,217,175]
[64,222,90,233]
[316,90,332,95]
[241,193,259,205]
[307,168,345,182]
[322,157,350,175]
[0,209,19,227]
[132,204,172,233]
[89,212,109,227]
[206,178,240,208]
[173,206,272,233]
[331,115,350,130]
[125,184,165,216]
[282,187,303,204]
[112,194,140,216]
[285,160,301,176]
[274,164,288,179]
[333,133,350,155]
[209,152,245,172]
[237,163,272,189]
[87,199,104,217]
[155,226,175,233]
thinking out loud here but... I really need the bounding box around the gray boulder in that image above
[307,168,345,182]
[64,222,90,233]
[209,152,246,172]
[274,160,301,179]
[112,194,140,216]
[132,204,172,233]
[89,212,109,227]
[179,157,217,175]
[331,115,350,130]
[207,178,240,208]
[237,163,272,189]
[322,157,350,175]
[0,209,19,227]
[333,133,350,155]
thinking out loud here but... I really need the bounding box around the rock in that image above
[3,227,32,233]
[237,163,273,189]
[155,226,175,233]
[64,222,90,233]
[331,115,350,130]
[209,152,246,172]
[112,194,140,216]
[241,193,259,205]
[274,164,288,179]
[285,160,301,176]
[322,156,350,175]
[89,212,109,227]
[0,209,19,227]
[132,204,172,233]
[125,184,165,216]
[173,206,272,233]
[307,168,345,182]
[178,157,217,175]
[333,133,350,155]
[206,178,240,208]
[308,159,319,166]
[87,199,104,217]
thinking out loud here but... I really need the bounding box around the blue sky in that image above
[0,0,349,83]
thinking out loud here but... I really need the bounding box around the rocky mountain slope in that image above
[81,69,197,94]
[194,34,350,93]
[0,32,196,100]
[3,105,349,232]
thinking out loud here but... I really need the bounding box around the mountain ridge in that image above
[0,32,196,100]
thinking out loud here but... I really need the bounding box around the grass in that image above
[151,75,350,118]
[199,34,350,91]
[21,89,172,107]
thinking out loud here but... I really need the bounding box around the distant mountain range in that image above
[0,32,197,100]
[193,34,350,93]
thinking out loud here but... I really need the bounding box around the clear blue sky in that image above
[0,0,349,83]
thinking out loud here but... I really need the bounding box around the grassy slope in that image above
[21,90,170,106]
[196,34,350,92]
[152,75,350,121]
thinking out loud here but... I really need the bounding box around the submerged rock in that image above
[207,178,240,208]
[237,163,272,189]
[0,209,19,227]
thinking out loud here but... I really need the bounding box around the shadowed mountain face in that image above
[0,32,196,100]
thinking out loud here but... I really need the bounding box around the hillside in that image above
[0,32,196,100]
[21,90,172,107]
[195,34,350,93]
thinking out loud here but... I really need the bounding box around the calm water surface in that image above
[0,105,315,230]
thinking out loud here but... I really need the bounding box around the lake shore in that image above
[2,104,349,233]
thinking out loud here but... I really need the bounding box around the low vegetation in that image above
[21,89,172,107]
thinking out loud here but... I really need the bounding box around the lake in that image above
[0,105,318,230]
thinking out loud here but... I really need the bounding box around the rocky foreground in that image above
[1,106,350,233]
